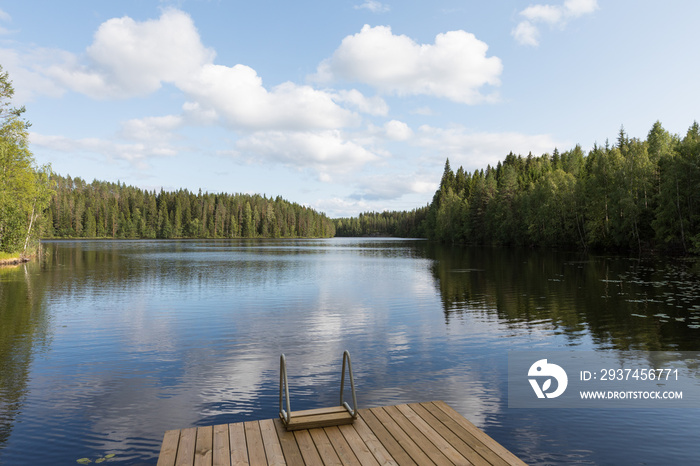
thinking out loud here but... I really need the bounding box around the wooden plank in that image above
[324,426,361,466]
[420,402,506,466]
[309,428,342,466]
[259,419,286,466]
[432,401,527,466]
[274,419,304,465]
[291,406,349,417]
[343,416,396,466]
[213,424,231,466]
[175,427,197,466]
[195,426,214,466]
[381,405,452,466]
[396,404,470,465]
[244,421,268,466]
[286,407,354,431]
[294,429,324,466]
[409,403,490,466]
[157,429,181,466]
[229,423,249,466]
[359,408,416,466]
[337,423,382,466]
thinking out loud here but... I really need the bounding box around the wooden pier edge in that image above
[157,401,527,466]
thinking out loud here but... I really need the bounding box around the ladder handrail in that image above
[279,351,358,426]
[340,350,358,418]
[279,354,292,424]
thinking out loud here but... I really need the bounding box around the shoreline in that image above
[0,255,31,266]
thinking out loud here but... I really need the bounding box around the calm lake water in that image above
[1,239,699,465]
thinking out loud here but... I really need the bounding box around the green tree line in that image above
[44,174,335,239]
[423,121,700,254]
[335,121,700,255]
[333,208,428,237]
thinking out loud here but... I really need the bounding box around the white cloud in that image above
[180,64,360,131]
[0,8,12,34]
[316,197,375,218]
[331,89,388,116]
[235,130,379,179]
[564,0,599,16]
[46,9,215,98]
[23,8,361,132]
[10,8,358,135]
[521,4,565,25]
[13,9,364,131]
[415,126,564,171]
[30,132,176,167]
[354,1,390,13]
[512,21,540,47]
[346,120,414,151]
[182,101,219,125]
[0,47,66,102]
[12,8,376,173]
[120,115,183,142]
[352,172,436,201]
[383,120,413,141]
[313,25,502,104]
[513,0,598,46]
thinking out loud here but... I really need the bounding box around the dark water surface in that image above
[1,239,699,465]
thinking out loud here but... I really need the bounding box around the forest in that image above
[44,175,335,239]
[337,121,700,255]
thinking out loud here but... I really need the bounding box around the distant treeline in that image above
[338,121,700,254]
[44,175,335,239]
[333,208,428,237]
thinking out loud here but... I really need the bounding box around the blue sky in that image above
[1,1,698,217]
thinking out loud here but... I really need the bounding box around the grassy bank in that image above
[0,251,28,265]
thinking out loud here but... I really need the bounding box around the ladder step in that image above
[284,406,354,431]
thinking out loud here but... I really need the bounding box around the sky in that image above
[1,1,698,217]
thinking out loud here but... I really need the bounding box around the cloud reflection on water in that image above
[5,240,698,465]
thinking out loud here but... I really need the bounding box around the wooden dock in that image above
[157,401,526,465]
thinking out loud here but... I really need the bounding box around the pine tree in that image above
[243,201,254,237]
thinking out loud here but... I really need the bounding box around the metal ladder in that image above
[279,351,358,431]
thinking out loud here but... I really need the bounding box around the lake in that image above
[1,239,699,465]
